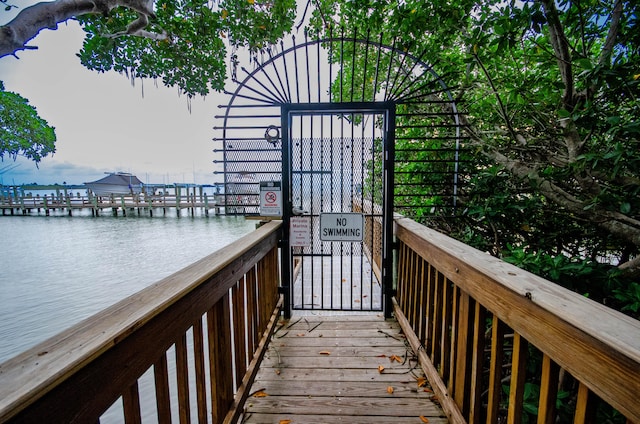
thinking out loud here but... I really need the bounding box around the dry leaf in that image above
[252,390,268,397]
[423,388,432,393]
[275,369,281,375]
[354,299,361,303]
[319,351,331,355]
[296,333,306,337]
[378,365,385,373]
[279,420,292,424]
[389,354,402,363]
[387,386,394,394]
[419,416,430,423]
[416,377,428,387]
[376,354,387,358]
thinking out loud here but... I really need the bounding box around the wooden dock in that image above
[242,314,448,423]
[0,193,225,217]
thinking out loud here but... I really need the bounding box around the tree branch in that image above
[0,0,165,58]
[599,0,623,65]
[539,0,574,110]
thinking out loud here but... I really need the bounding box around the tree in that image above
[309,0,640,303]
[0,0,296,163]
[0,81,56,163]
[1,0,296,97]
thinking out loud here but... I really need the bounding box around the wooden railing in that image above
[0,221,283,423]
[393,217,640,423]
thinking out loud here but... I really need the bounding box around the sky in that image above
[0,5,233,186]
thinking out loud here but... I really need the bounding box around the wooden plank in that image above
[245,395,442,416]
[122,381,142,424]
[281,318,398,331]
[153,354,171,424]
[208,295,233,424]
[250,379,432,398]
[255,367,423,383]
[192,318,208,424]
[259,355,419,370]
[175,333,191,424]
[486,315,506,424]
[469,301,486,424]
[263,345,412,358]
[269,336,407,348]
[232,281,248,386]
[244,413,449,423]
[507,332,528,424]
[537,353,559,424]
[272,328,406,339]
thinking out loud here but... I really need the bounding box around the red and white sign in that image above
[259,181,282,216]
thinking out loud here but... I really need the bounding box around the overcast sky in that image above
[0,5,233,186]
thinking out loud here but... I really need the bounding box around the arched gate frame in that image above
[215,32,465,318]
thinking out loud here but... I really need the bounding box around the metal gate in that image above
[281,104,395,314]
[215,32,466,318]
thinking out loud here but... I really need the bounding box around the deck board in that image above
[242,314,448,423]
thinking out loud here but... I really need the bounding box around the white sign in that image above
[320,213,364,241]
[259,181,282,216]
[290,216,311,246]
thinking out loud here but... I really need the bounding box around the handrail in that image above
[0,220,283,423]
[393,217,640,423]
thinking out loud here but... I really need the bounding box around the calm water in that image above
[0,213,255,363]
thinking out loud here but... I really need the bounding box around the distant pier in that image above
[0,185,225,217]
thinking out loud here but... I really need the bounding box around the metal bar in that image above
[267,45,290,104]
[281,40,293,103]
[350,29,357,102]
[239,66,288,104]
[293,35,300,103]
[372,32,384,102]
[361,30,370,102]
[389,47,430,101]
[281,105,292,318]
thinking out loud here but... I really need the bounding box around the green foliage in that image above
[77,0,297,97]
[310,0,640,313]
[0,81,56,163]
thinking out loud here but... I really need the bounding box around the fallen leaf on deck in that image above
[423,388,432,393]
[341,278,346,282]
[354,299,360,303]
[252,390,268,397]
[280,420,292,424]
[419,416,430,423]
[319,350,331,355]
[376,354,387,358]
[416,377,428,387]
[389,354,402,363]
[297,333,306,337]
[378,365,385,373]
[275,369,281,375]
[387,386,394,394]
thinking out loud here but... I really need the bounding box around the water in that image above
[0,213,255,363]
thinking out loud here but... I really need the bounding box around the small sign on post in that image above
[259,181,282,216]
[320,213,364,241]
[290,216,311,246]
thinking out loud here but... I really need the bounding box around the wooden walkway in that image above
[242,314,448,423]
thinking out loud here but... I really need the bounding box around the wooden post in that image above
[44,195,50,216]
[120,196,126,217]
[204,194,209,216]
[175,186,181,217]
